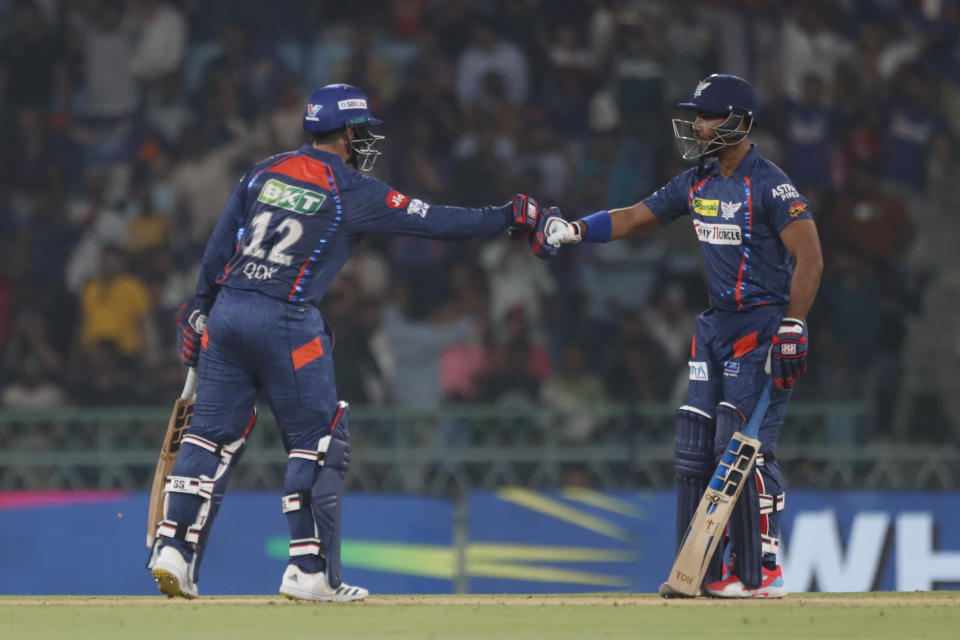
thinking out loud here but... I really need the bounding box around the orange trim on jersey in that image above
[291,337,324,370]
[330,403,346,434]
[289,259,311,301]
[690,335,696,358]
[201,331,209,350]
[732,331,760,359]
[687,177,709,207]
[734,176,754,310]
[242,408,257,438]
[216,261,231,284]
[270,156,332,191]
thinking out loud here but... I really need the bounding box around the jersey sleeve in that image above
[342,174,512,239]
[641,172,694,225]
[762,177,814,232]
[194,173,250,310]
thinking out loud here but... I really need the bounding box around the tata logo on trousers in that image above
[258,179,326,215]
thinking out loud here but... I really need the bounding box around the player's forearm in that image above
[784,251,823,321]
[574,202,659,241]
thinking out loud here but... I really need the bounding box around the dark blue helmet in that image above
[673,74,758,160]
[303,84,384,171]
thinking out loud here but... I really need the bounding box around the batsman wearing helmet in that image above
[147,83,545,601]
[539,74,823,598]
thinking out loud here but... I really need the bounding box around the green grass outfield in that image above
[2,592,958,640]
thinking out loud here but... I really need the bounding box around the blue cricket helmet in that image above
[303,83,383,133]
[677,73,759,123]
[303,83,384,171]
[673,74,758,160]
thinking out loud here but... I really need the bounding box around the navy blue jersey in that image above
[194,145,512,308]
[643,146,812,311]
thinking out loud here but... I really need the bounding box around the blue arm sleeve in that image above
[343,175,512,239]
[194,174,249,309]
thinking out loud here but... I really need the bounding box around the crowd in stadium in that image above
[2,0,959,444]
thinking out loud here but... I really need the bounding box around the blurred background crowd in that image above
[2,0,959,445]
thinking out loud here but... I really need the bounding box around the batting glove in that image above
[544,216,582,247]
[507,193,539,238]
[529,207,564,259]
[176,300,207,367]
[769,318,807,390]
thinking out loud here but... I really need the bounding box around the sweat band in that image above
[580,210,612,243]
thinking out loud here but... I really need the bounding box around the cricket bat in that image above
[146,367,198,548]
[665,378,774,595]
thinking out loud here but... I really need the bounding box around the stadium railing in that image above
[1,401,957,491]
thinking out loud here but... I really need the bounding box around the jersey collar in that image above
[299,144,347,168]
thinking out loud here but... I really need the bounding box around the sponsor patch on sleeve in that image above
[789,201,808,217]
[407,199,430,218]
[386,190,410,209]
[688,361,709,381]
[771,183,800,200]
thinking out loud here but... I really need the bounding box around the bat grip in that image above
[181,367,198,400]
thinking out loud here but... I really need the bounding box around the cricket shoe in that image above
[151,545,198,599]
[704,565,787,598]
[658,582,702,598]
[279,565,368,602]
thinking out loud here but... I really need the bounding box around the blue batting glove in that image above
[769,318,807,390]
[529,206,564,259]
[176,300,207,367]
[507,193,539,238]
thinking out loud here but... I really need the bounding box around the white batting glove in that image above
[544,217,582,247]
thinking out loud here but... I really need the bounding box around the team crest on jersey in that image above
[721,201,742,219]
[692,197,719,217]
[387,190,410,209]
[693,81,711,98]
[789,201,808,217]
[258,179,326,215]
[305,104,323,120]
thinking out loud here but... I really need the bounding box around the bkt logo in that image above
[258,179,326,215]
[243,262,278,281]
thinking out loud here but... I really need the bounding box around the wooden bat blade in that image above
[146,396,195,548]
[665,431,761,595]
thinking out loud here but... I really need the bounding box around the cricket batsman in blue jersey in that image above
[146,83,544,600]
[539,74,823,598]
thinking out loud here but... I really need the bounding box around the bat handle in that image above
[181,367,198,400]
[743,378,774,439]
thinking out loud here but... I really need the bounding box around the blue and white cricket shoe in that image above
[279,565,368,602]
[151,545,198,599]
